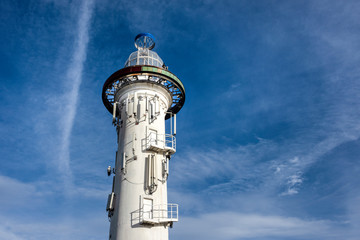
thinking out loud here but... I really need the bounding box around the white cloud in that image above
[0,172,109,239]
[68,185,109,199]
[0,212,108,240]
[289,156,299,164]
[172,139,277,188]
[346,194,360,239]
[280,173,303,196]
[171,114,360,199]
[0,225,24,240]
[0,175,44,209]
[172,212,336,240]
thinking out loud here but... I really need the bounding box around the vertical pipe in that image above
[122,152,126,170]
[147,155,151,189]
[137,98,141,122]
[150,102,154,119]
[151,155,154,186]
[154,155,157,186]
[166,158,169,175]
[112,102,117,124]
[145,95,148,111]
[133,93,137,115]
[174,114,177,135]
[126,94,129,114]
[170,112,172,136]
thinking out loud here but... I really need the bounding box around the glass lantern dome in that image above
[124,49,164,68]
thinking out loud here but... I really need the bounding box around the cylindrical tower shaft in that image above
[110,83,172,240]
[102,33,185,240]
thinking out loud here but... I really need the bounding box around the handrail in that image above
[140,203,178,223]
[146,133,176,152]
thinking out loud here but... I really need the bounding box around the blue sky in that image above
[1,0,360,239]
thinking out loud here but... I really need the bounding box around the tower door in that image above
[143,198,153,220]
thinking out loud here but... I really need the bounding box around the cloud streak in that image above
[0,211,107,240]
[58,0,94,191]
[172,212,338,240]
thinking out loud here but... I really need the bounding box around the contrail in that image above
[59,0,94,193]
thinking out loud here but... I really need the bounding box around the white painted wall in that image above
[109,82,173,240]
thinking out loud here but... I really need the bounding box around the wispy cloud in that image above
[58,0,94,192]
[0,211,107,240]
[0,226,24,240]
[0,175,43,208]
[172,212,339,240]
[170,112,360,205]
[281,172,303,196]
[0,174,109,239]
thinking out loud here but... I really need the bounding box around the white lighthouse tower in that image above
[102,33,185,240]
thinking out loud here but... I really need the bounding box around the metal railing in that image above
[146,132,176,152]
[141,203,178,223]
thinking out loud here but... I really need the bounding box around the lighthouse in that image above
[102,33,185,240]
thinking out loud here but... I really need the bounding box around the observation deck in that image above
[140,204,178,225]
[145,132,176,154]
